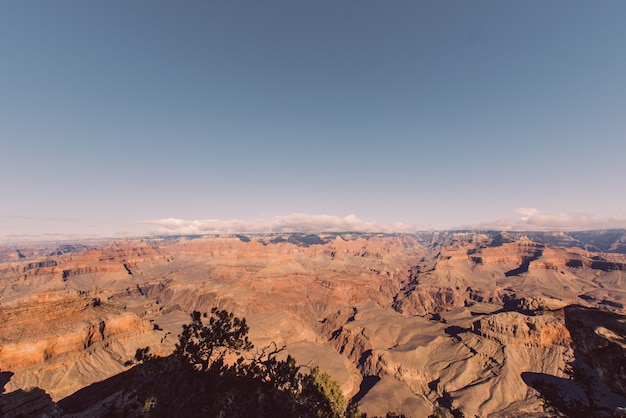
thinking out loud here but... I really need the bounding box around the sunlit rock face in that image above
[0,294,166,400]
[1,230,625,416]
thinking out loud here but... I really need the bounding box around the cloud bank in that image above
[464,208,626,231]
[4,210,625,243]
[145,214,416,235]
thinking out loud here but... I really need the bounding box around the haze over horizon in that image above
[1,1,625,241]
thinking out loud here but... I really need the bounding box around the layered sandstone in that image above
[473,311,571,347]
[326,303,575,417]
[1,231,626,416]
[394,232,626,318]
[0,293,169,400]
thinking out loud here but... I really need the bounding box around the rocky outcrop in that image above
[22,259,57,272]
[473,310,571,347]
[393,285,467,316]
[0,295,154,370]
[60,265,127,279]
[501,294,567,313]
[324,302,576,417]
[0,292,169,401]
[475,240,543,267]
[564,305,626,397]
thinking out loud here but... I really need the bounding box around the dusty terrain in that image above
[1,230,626,416]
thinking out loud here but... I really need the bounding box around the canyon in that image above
[1,230,626,417]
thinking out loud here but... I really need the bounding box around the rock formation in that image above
[1,230,626,416]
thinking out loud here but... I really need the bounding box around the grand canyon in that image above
[1,230,626,417]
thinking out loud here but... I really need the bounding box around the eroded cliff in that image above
[1,231,626,417]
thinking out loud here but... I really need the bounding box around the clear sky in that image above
[1,1,625,240]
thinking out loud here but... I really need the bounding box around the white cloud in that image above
[463,208,626,231]
[144,214,416,235]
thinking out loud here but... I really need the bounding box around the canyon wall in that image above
[1,231,626,416]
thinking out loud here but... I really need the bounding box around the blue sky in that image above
[1,1,625,240]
